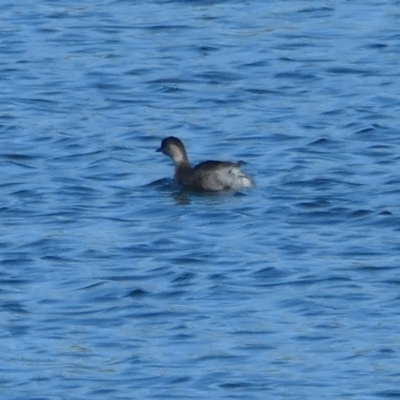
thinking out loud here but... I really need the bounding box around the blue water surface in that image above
[1,1,400,399]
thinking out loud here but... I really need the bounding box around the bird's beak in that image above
[156,147,162,153]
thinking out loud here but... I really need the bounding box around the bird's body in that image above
[157,137,253,192]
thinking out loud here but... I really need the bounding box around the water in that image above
[1,0,400,398]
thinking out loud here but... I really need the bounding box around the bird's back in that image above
[192,161,253,192]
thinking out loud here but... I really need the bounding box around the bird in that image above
[157,136,254,192]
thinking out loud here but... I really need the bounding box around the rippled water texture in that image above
[1,1,400,399]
